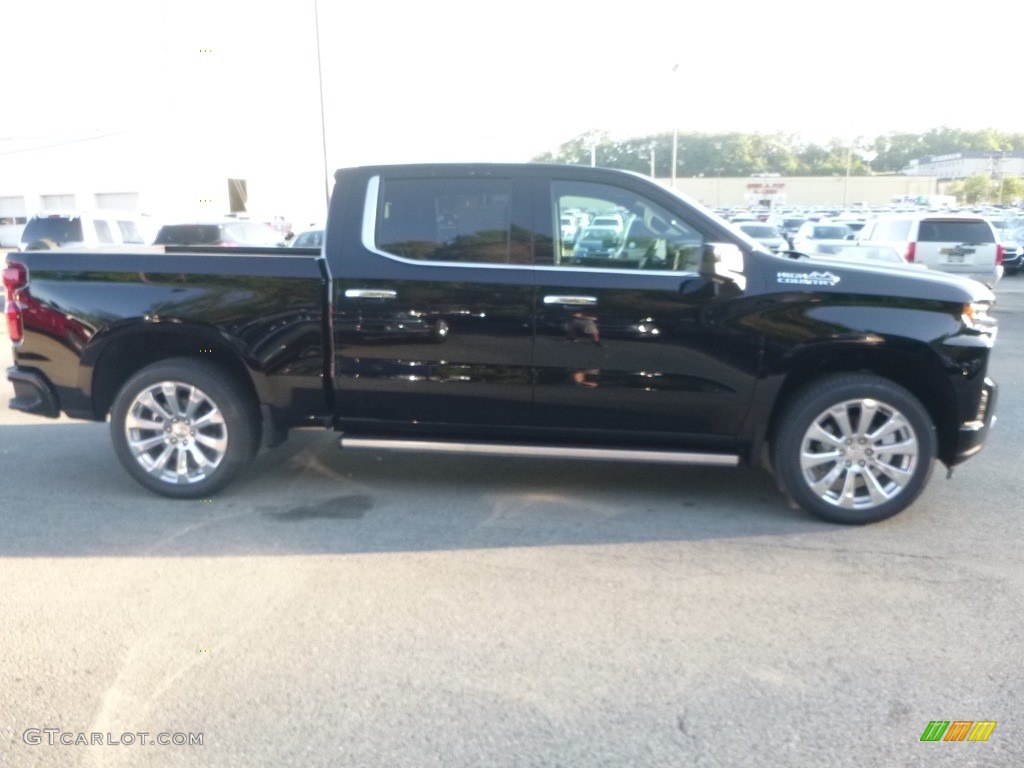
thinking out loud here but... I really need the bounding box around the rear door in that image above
[915,218,1000,278]
[332,171,536,432]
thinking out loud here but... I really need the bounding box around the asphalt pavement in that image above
[1,280,1022,767]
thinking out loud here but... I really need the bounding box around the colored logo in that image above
[920,721,996,742]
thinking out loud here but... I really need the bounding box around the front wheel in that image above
[773,374,936,524]
[110,359,259,498]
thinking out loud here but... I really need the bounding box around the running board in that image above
[338,437,739,467]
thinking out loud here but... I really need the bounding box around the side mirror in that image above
[701,243,743,275]
[699,243,746,291]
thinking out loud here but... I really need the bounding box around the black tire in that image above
[110,358,259,498]
[773,374,936,524]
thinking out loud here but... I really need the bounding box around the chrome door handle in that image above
[543,295,598,306]
[344,289,397,299]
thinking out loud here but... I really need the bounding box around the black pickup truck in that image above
[3,164,998,524]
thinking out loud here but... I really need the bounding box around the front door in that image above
[531,178,759,443]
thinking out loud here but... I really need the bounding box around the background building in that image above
[660,175,939,208]
[902,151,1024,181]
[0,129,326,247]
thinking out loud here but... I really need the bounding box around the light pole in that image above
[314,0,331,210]
[670,64,679,189]
[843,142,853,208]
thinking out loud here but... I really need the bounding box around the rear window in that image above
[21,215,84,245]
[918,220,995,244]
[154,224,224,245]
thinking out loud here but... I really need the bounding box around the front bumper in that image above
[6,366,61,418]
[950,376,997,465]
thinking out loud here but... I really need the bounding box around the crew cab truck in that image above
[4,164,998,524]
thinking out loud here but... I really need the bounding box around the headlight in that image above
[962,300,994,328]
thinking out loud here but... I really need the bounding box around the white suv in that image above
[857,213,1003,286]
[18,211,148,251]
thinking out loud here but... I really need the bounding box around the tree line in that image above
[532,127,1024,179]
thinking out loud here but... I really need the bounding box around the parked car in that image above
[857,214,1003,286]
[735,222,787,252]
[289,228,324,249]
[18,211,148,251]
[776,216,807,241]
[1000,235,1023,275]
[571,225,623,260]
[803,243,919,267]
[589,213,625,233]
[559,215,579,244]
[0,215,27,248]
[153,220,285,248]
[832,218,867,235]
[790,222,855,253]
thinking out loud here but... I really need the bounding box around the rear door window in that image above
[94,220,115,244]
[376,177,529,264]
[116,220,145,244]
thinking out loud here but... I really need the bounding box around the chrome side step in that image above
[339,437,739,467]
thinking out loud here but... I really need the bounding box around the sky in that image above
[2,0,1021,220]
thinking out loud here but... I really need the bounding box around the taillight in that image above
[3,261,27,343]
[905,242,916,263]
[996,244,1004,265]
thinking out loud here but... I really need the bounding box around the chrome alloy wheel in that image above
[123,381,228,485]
[798,397,919,510]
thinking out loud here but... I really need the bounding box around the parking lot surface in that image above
[1,281,1022,767]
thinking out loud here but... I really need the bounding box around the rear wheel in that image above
[774,374,936,524]
[110,359,259,498]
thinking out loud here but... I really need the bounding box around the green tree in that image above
[961,175,992,205]
[533,127,1024,179]
[997,177,1024,204]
